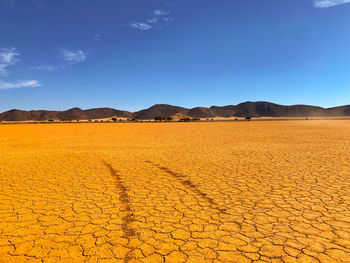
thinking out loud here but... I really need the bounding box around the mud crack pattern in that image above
[0,121,350,262]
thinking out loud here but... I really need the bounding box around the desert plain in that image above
[0,121,349,262]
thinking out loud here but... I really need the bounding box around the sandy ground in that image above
[0,121,350,262]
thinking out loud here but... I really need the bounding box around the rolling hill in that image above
[0,101,349,121]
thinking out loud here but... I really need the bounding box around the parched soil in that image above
[0,121,349,262]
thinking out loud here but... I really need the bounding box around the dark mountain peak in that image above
[87,107,115,111]
[148,104,188,110]
[65,107,84,112]
[7,109,23,113]
[133,104,189,119]
[84,108,132,119]
[152,104,174,107]
[0,109,30,121]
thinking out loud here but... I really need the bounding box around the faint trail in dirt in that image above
[146,160,228,215]
[102,160,137,263]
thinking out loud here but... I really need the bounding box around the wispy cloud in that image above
[130,22,152,30]
[153,9,169,16]
[130,8,173,31]
[94,34,101,41]
[0,47,42,91]
[60,49,87,63]
[147,18,159,24]
[163,17,174,22]
[0,80,41,90]
[314,0,350,7]
[0,47,19,76]
[31,65,65,72]
[31,49,86,73]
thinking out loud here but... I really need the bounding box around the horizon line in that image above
[1,100,349,114]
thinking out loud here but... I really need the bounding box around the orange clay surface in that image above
[0,121,350,263]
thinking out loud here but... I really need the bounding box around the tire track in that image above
[146,161,228,215]
[102,160,137,262]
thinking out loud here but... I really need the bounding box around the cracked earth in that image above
[0,121,350,262]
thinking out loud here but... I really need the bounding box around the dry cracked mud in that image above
[0,121,350,262]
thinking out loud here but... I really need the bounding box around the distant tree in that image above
[111,117,118,122]
[245,116,252,121]
[48,119,54,122]
[155,116,165,121]
[166,116,173,121]
[88,119,92,122]
[60,118,72,122]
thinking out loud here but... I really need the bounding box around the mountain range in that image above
[0,101,349,121]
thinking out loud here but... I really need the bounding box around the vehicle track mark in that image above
[146,161,228,215]
[102,160,137,262]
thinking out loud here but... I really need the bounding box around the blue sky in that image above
[0,0,350,112]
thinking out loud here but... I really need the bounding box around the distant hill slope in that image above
[134,102,350,119]
[0,109,59,121]
[187,107,217,118]
[0,101,349,121]
[84,108,133,119]
[0,107,132,121]
[133,104,189,120]
[210,102,328,117]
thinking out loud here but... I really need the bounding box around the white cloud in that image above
[147,18,159,24]
[0,80,41,90]
[31,65,65,72]
[0,47,42,91]
[60,49,87,63]
[130,22,152,30]
[153,9,170,16]
[0,47,19,76]
[314,0,350,7]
